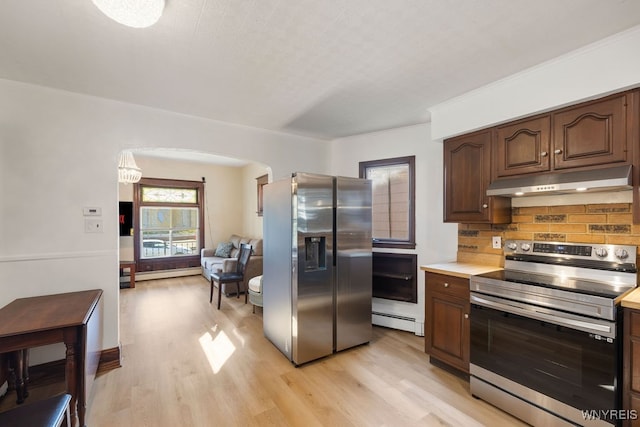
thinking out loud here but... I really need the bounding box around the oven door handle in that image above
[470,294,615,338]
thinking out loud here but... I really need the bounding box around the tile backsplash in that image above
[457,203,640,267]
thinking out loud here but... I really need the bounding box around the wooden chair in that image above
[210,243,252,309]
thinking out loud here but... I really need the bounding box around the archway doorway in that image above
[117,148,270,285]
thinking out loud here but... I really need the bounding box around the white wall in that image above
[0,78,328,364]
[331,123,458,334]
[430,25,640,140]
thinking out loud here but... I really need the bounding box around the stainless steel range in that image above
[470,240,637,427]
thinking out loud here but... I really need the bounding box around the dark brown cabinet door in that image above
[444,130,510,223]
[494,115,551,178]
[552,93,629,170]
[427,294,469,371]
[425,272,470,373]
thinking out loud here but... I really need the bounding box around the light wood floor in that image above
[24,276,529,426]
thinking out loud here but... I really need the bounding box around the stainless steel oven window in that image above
[470,303,621,416]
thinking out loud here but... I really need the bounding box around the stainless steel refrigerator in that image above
[263,172,372,365]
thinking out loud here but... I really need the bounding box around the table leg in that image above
[23,349,29,398]
[7,356,16,392]
[130,264,135,289]
[11,350,28,404]
[64,339,80,427]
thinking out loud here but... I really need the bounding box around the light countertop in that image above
[421,262,640,306]
[621,288,640,310]
[420,262,502,279]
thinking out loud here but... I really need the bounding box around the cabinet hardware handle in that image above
[444,283,449,288]
[464,314,469,319]
[540,151,548,157]
[482,204,488,208]
[554,149,563,154]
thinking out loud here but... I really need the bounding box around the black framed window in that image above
[359,156,415,249]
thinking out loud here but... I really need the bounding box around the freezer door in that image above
[335,176,372,352]
[293,173,335,364]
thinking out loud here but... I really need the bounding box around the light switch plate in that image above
[85,219,103,233]
[492,236,502,249]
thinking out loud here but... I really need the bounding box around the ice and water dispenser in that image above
[304,236,326,271]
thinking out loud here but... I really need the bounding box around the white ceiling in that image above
[1,0,640,142]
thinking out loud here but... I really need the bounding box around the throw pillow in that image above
[214,242,234,258]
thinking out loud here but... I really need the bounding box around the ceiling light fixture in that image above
[92,0,165,28]
[118,151,142,184]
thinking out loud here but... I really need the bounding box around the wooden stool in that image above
[0,393,71,427]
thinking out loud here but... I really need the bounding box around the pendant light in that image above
[118,151,142,184]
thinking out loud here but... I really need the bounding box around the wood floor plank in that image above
[1,275,526,426]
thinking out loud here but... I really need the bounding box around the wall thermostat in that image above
[83,207,102,216]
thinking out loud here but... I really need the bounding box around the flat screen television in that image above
[119,202,133,236]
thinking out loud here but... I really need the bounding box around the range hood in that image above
[486,165,632,197]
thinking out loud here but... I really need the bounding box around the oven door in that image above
[470,293,621,422]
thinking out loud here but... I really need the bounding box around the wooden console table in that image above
[119,260,136,288]
[0,289,103,427]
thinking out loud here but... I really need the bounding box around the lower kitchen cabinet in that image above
[623,307,640,425]
[425,272,470,373]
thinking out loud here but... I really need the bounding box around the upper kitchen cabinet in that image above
[553,93,630,170]
[444,130,511,223]
[494,92,633,179]
[494,115,551,178]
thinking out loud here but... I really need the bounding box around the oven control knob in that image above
[520,243,531,252]
[594,247,608,258]
[506,242,518,251]
[615,248,629,260]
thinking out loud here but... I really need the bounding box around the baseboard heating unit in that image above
[372,311,422,335]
